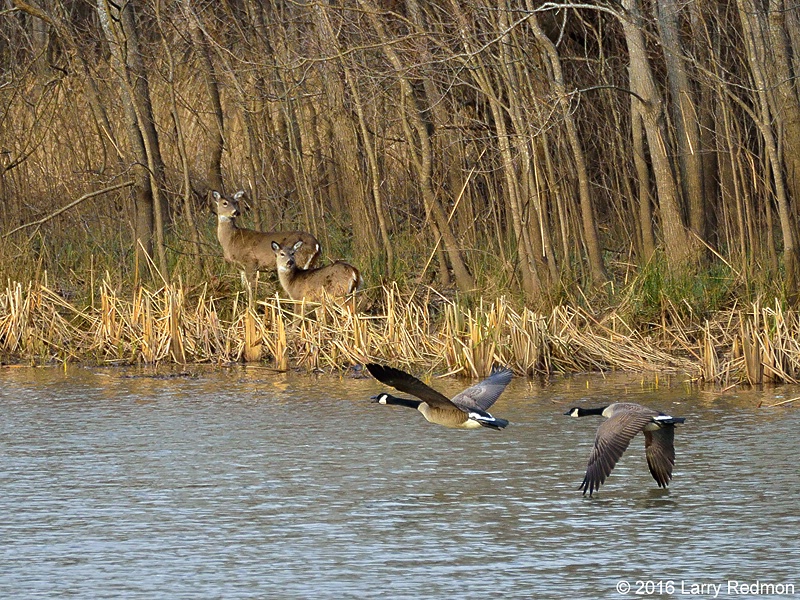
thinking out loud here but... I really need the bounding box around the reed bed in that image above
[3,277,800,385]
[699,300,800,387]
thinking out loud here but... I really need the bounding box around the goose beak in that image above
[370,394,381,403]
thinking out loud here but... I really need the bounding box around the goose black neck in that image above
[384,395,422,409]
[576,406,607,417]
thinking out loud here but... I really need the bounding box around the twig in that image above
[765,396,799,408]
[3,180,134,239]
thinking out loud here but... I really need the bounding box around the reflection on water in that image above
[0,367,798,599]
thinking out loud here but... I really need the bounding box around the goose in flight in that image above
[565,402,686,495]
[366,363,512,430]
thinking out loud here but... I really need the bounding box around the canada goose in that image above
[565,402,686,495]
[366,363,512,430]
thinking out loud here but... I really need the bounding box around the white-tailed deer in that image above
[271,240,362,302]
[212,190,320,280]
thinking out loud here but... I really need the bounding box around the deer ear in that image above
[233,190,245,200]
[293,240,303,251]
[271,241,280,252]
[212,191,221,202]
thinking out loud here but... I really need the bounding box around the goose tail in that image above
[653,415,686,425]
[470,413,509,430]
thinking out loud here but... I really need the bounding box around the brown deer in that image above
[212,190,320,280]
[271,240,362,302]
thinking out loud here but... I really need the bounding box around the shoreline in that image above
[1,279,796,387]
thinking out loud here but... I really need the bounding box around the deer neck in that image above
[217,215,243,261]
[277,261,312,299]
[217,214,240,242]
[276,261,296,287]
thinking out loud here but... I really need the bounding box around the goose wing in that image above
[581,412,652,495]
[644,426,676,488]
[450,368,513,412]
[365,364,456,409]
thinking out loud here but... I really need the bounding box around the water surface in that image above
[1,367,798,599]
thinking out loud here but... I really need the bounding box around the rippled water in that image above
[1,367,798,599]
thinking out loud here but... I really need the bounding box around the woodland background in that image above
[2,0,800,327]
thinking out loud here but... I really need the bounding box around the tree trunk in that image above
[499,3,558,289]
[737,0,800,299]
[182,0,225,195]
[96,0,157,283]
[529,9,608,286]
[655,0,707,243]
[448,0,542,300]
[766,0,800,233]
[621,0,697,274]
[689,3,719,245]
[313,3,378,266]
[314,3,393,276]
[406,0,473,249]
[118,1,169,280]
[360,0,475,291]
[157,1,202,273]
[631,107,656,262]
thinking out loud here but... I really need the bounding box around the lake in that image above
[0,366,798,599]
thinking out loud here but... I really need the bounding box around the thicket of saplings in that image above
[0,193,793,387]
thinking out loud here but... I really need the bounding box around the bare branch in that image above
[3,180,134,239]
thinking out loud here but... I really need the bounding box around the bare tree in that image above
[312,2,378,266]
[654,0,706,243]
[182,0,224,195]
[620,0,698,274]
[528,5,608,287]
[96,0,168,281]
[737,0,800,298]
[359,0,475,292]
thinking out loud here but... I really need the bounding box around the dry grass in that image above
[3,276,800,384]
[699,299,800,387]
